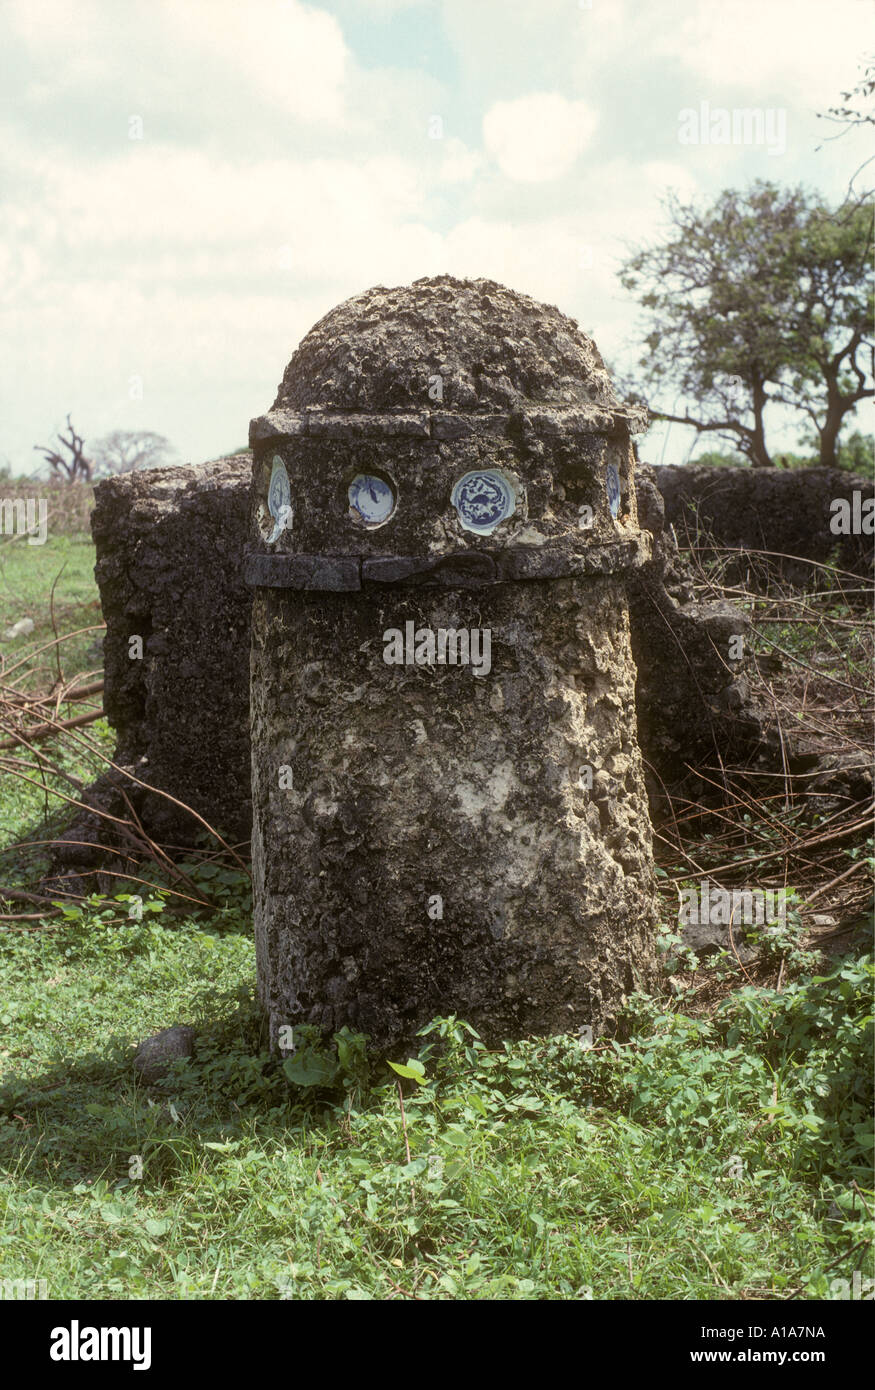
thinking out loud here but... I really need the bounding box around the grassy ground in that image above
[0,536,872,1300]
[0,530,103,693]
[0,897,870,1300]
[0,530,112,884]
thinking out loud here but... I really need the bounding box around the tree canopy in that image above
[619,181,873,468]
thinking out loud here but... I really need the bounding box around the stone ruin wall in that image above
[654,464,874,580]
[87,457,254,848]
[75,456,807,854]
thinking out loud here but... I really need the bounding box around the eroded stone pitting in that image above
[252,582,656,1046]
[272,274,637,418]
[249,276,660,1051]
[83,450,796,868]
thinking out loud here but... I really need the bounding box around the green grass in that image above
[0,533,872,1301]
[0,893,870,1300]
[0,532,113,883]
[0,722,116,887]
[0,531,103,691]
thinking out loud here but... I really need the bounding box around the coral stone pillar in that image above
[246,276,659,1050]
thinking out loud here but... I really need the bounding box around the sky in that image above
[0,0,872,475]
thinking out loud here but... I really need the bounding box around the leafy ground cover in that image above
[0,533,871,1299]
[0,891,870,1299]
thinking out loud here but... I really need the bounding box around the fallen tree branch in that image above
[0,707,104,749]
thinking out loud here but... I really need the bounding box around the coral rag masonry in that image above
[83,452,781,854]
[245,276,659,1050]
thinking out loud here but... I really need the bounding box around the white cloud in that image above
[653,0,870,105]
[5,0,102,44]
[347,0,430,11]
[0,142,428,259]
[5,0,351,126]
[0,0,864,473]
[159,0,349,125]
[441,0,574,89]
[437,137,483,183]
[574,0,871,109]
[483,93,599,182]
[640,161,699,200]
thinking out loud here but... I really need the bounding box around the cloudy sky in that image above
[0,0,871,474]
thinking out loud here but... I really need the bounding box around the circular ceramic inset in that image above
[265,455,292,542]
[268,456,291,519]
[348,473,396,526]
[451,470,516,535]
[606,464,621,518]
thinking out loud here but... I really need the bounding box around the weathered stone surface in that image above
[253,280,647,574]
[430,412,506,440]
[806,749,874,809]
[252,579,658,1049]
[244,554,361,591]
[526,407,622,436]
[250,276,659,1051]
[133,1025,195,1083]
[306,411,430,439]
[254,425,639,559]
[86,454,805,855]
[272,274,644,425]
[249,410,308,445]
[654,464,874,581]
[679,919,758,964]
[629,465,776,790]
[362,552,498,586]
[360,556,421,584]
[496,537,651,581]
[245,546,655,589]
[90,455,254,844]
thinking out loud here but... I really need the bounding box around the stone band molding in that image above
[249,402,648,446]
[244,535,652,590]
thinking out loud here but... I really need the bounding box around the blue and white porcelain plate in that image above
[266,455,292,542]
[268,455,291,517]
[606,464,621,519]
[451,470,516,534]
[348,473,395,526]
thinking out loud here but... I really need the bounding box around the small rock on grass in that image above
[133,1025,196,1084]
[2,617,35,640]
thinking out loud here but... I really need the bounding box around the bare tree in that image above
[90,429,177,477]
[34,414,92,483]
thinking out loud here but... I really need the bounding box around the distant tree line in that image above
[690,430,873,478]
[19,418,177,485]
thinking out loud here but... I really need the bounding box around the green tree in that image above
[795,426,875,479]
[836,428,874,477]
[619,181,874,468]
[770,198,874,467]
[690,449,750,468]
